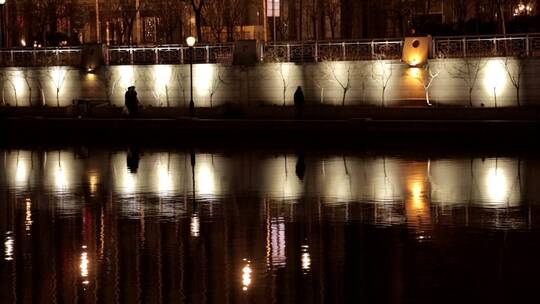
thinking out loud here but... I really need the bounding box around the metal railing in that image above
[261,39,404,62]
[1,34,540,67]
[432,33,540,58]
[0,47,82,67]
[107,43,235,65]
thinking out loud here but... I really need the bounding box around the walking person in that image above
[294,86,305,119]
[124,86,139,117]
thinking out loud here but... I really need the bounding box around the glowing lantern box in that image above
[402,36,431,67]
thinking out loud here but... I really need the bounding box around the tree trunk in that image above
[195,10,203,42]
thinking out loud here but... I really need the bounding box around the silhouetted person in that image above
[125,86,139,117]
[127,146,140,173]
[295,153,306,181]
[294,86,305,119]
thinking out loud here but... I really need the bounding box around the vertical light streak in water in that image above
[157,154,173,196]
[4,232,14,261]
[54,153,67,192]
[25,198,32,233]
[196,156,216,197]
[80,245,89,285]
[15,155,28,187]
[89,173,99,195]
[405,162,431,233]
[322,157,352,202]
[241,259,252,291]
[123,171,137,194]
[486,167,508,204]
[270,217,286,268]
[190,213,200,237]
[301,245,311,272]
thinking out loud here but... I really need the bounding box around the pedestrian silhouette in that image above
[294,86,305,119]
[125,86,139,117]
[126,146,140,173]
[295,153,306,181]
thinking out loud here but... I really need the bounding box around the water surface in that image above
[1,148,540,303]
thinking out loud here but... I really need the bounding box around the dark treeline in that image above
[1,0,540,47]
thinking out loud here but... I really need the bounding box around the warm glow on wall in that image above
[153,65,172,95]
[194,64,214,102]
[402,37,430,67]
[483,59,507,99]
[407,67,422,79]
[119,65,135,89]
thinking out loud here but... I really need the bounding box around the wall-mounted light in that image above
[402,37,431,67]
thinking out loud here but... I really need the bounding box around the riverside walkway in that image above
[2,105,540,145]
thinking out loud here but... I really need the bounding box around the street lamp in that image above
[186,36,196,117]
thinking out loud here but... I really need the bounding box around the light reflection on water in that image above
[1,148,540,303]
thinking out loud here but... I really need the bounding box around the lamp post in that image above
[0,0,6,48]
[186,36,196,117]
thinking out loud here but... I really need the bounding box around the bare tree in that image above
[175,66,189,107]
[324,61,352,106]
[32,0,69,45]
[372,54,393,107]
[151,66,176,107]
[190,0,207,42]
[46,66,68,107]
[96,67,121,106]
[504,56,526,106]
[22,68,33,106]
[108,0,141,45]
[305,0,322,40]
[5,72,19,107]
[208,67,225,108]
[153,0,185,44]
[0,70,7,106]
[450,0,472,34]
[447,57,486,107]
[325,0,340,39]
[203,0,226,42]
[412,62,441,106]
[268,47,290,106]
[225,0,246,41]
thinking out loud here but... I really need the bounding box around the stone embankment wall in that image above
[0,57,536,108]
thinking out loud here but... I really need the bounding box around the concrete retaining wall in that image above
[0,57,537,108]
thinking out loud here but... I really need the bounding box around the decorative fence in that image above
[1,34,540,67]
[0,47,82,67]
[107,44,235,65]
[433,34,540,58]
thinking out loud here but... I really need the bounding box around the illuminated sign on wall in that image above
[267,0,280,17]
